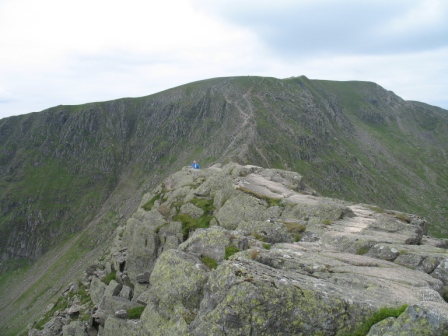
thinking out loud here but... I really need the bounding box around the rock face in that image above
[29,163,448,335]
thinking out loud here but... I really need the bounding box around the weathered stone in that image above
[85,264,99,276]
[100,317,145,336]
[190,258,373,335]
[135,291,151,306]
[67,304,82,316]
[431,259,448,285]
[179,203,204,218]
[122,209,165,282]
[61,320,88,336]
[140,301,189,335]
[89,277,107,305]
[118,285,133,300]
[30,163,448,336]
[421,236,448,249]
[367,301,448,336]
[157,234,181,256]
[395,252,425,269]
[103,280,122,298]
[120,273,133,288]
[39,316,66,336]
[114,309,128,319]
[92,308,107,327]
[367,244,400,261]
[99,296,141,316]
[179,226,231,262]
[149,249,209,311]
[237,220,292,244]
[215,193,268,230]
[135,272,150,284]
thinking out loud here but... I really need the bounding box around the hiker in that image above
[191,160,200,169]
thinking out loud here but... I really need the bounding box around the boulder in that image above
[103,280,122,297]
[135,272,150,284]
[61,320,88,336]
[179,203,204,218]
[99,296,140,316]
[432,259,448,286]
[99,317,145,336]
[179,226,232,262]
[367,301,448,336]
[89,277,106,305]
[118,285,133,300]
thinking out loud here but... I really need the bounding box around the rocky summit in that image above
[28,163,448,336]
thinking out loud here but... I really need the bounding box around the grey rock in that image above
[367,244,400,261]
[89,277,107,305]
[179,203,204,218]
[103,280,122,297]
[114,309,128,319]
[432,259,448,286]
[118,285,133,300]
[92,308,107,327]
[367,301,448,336]
[135,291,151,306]
[237,220,291,244]
[99,317,145,336]
[99,296,140,316]
[67,304,82,316]
[179,226,232,262]
[29,163,448,336]
[62,320,88,336]
[135,272,150,284]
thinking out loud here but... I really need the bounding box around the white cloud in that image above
[0,0,447,119]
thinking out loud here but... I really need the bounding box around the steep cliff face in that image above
[1,76,447,273]
[27,163,448,336]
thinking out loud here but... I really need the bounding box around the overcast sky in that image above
[0,0,447,120]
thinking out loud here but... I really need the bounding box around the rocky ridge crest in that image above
[29,163,448,335]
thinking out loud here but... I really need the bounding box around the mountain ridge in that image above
[1,75,447,264]
[0,75,447,334]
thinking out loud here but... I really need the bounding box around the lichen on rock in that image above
[27,163,448,336]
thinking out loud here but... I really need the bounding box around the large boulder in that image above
[139,249,209,334]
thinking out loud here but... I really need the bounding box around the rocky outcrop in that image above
[29,163,448,335]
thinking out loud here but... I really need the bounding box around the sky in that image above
[0,0,447,120]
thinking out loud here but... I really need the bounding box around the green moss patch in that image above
[142,193,161,211]
[201,256,218,269]
[127,306,145,319]
[225,245,240,259]
[284,221,306,242]
[101,271,116,285]
[356,246,370,255]
[173,197,215,240]
[351,305,408,336]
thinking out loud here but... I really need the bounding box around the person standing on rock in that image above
[191,160,200,169]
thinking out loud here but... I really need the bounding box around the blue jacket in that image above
[191,163,200,169]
